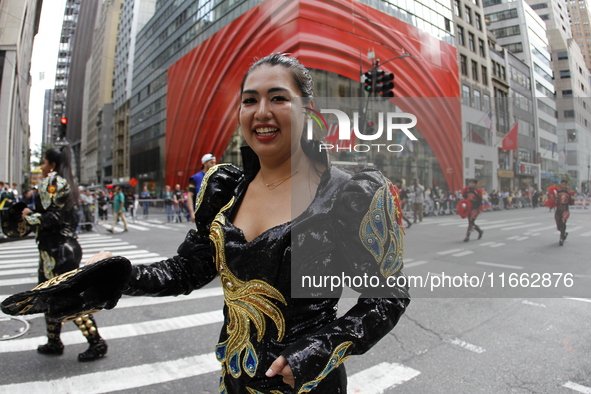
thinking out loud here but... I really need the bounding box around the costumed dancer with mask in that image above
[460,178,484,242]
[545,179,575,245]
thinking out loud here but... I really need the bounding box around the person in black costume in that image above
[87,54,409,392]
[22,146,107,361]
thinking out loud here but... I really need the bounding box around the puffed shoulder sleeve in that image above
[283,168,410,393]
[125,164,243,297]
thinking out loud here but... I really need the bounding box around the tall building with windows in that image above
[567,0,591,74]
[113,0,156,185]
[81,0,124,185]
[53,0,99,180]
[0,0,42,185]
[485,0,558,188]
[527,0,591,191]
[454,0,498,190]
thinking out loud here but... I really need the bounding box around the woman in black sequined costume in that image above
[91,54,410,393]
[22,147,107,361]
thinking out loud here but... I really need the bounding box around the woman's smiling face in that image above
[239,65,306,161]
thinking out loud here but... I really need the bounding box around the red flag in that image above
[502,123,518,150]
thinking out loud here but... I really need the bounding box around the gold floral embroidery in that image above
[210,198,287,379]
[298,341,353,393]
[359,182,404,278]
[40,251,57,279]
[39,175,69,209]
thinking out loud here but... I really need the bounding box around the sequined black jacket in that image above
[125,147,410,393]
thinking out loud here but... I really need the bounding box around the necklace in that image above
[263,168,300,190]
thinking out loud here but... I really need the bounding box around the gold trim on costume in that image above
[210,198,287,379]
[298,341,353,393]
[359,181,404,278]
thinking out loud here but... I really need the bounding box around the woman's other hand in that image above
[84,251,113,266]
[266,355,295,388]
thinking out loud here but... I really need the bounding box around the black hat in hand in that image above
[1,202,33,238]
[1,257,131,321]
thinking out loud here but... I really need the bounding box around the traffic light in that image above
[366,121,375,134]
[59,117,68,139]
[375,70,395,98]
[363,70,374,93]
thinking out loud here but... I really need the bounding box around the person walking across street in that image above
[546,180,575,246]
[461,179,484,242]
[21,146,107,361]
[108,186,128,233]
[411,178,425,223]
[187,153,217,223]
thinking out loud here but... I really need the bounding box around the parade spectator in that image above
[173,184,184,223]
[21,146,107,361]
[97,190,109,221]
[395,179,412,228]
[187,153,217,223]
[162,185,174,223]
[107,186,128,233]
[140,186,151,219]
[411,178,425,222]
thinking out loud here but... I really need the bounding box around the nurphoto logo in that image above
[304,107,418,153]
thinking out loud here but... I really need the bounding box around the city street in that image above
[0,207,590,393]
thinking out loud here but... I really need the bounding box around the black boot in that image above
[74,314,108,362]
[38,316,64,355]
[477,227,484,240]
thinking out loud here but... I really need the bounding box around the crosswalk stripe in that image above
[580,231,591,237]
[0,310,224,353]
[449,338,486,353]
[348,362,420,393]
[563,381,591,394]
[476,261,523,270]
[452,250,473,257]
[404,260,428,268]
[0,277,37,287]
[480,222,525,230]
[437,248,463,255]
[0,353,221,394]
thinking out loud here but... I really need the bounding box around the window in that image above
[460,54,468,76]
[472,60,479,81]
[560,69,571,78]
[475,13,482,30]
[482,65,488,85]
[564,109,575,117]
[557,51,568,60]
[458,25,465,46]
[502,42,523,53]
[465,6,472,24]
[485,8,518,22]
[462,84,471,106]
[469,33,476,51]
[483,94,491,111]
[493,25,521,38]
[479,39,486,56]
[454,0,462,17]
[530,2,548,9]
[473,89,482,110]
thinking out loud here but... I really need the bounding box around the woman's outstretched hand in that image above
[266,355,295,388]
[84,251,113,266]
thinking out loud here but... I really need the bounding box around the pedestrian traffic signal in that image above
[376,70,395,98]
[363,70,374,93]
[366,121,375,134]
[59,117,68,139]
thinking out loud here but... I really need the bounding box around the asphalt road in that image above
[1,207,590,393]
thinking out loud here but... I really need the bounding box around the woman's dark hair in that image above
[240,53,314,101]
[44,146,79,209]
